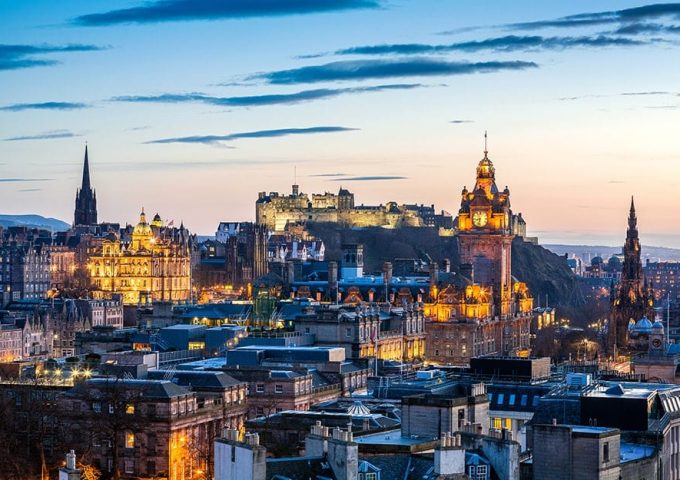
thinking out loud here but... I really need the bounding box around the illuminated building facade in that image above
[424,142,533,365]
[256,184,451,232]
[60,372,247,480]
[88,210,192,305]
[292,304,426,362]
[608,198,654,352]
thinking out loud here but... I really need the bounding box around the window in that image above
[504,418,512,430]
[532,396,540,407]
[492,417,502,429]
[256,407,264,416]
[365,474,377,480]
[125,431,135,449]
[275,384,283,394]
[92,402,101,413]
[346,327,352,338]
[497,393,504,405]
[509,394,516,406]
[256,384,265,393]
[603,442,610,463]
[146,461,156,475]
[126,404,135,415]
[108,404,114,414]
[520,394,528,407]
[124,459,134,474]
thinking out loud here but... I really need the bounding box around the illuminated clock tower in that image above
[457,137,514,317]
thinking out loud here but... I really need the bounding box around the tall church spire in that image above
[81,145,91,192]
[74,145,98,227]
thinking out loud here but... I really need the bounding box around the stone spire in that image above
[81,144,91,192]
[74,145,98,226]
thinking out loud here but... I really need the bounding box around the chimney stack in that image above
[58,450,81,480]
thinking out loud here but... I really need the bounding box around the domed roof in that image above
[591,256,604,266]
[476,155,495,179]
[634,316,653,333]
[133,208,153,236]
[653,319,665,331]
[347,401,371,416]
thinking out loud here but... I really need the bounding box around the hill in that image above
[306,223,587,320]
[0,214,70,232]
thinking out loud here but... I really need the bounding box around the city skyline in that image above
[2,1,680,246]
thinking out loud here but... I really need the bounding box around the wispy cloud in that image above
[4,130,81,141]
[18,188,44,192]
[310,172,348,177]
[507,4,680,30]
[0,101,89,112]
[0,44,104,71]
[74,0,381,26]
[252,58,538,84]
[112,84,423,108]
[127,125,152,131]
[147,126,358,145]
[333,35,642,56]
[0,178,53,183]
[614,22,680,35]
[560,91,676,101]
[450,120,474,124]
[329,175,406,181]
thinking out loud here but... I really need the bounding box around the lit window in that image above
[520,395,528,407]
[504,418,512,430]
[509,394,516,406]
[125,431,135,448]
[126,404,135,414]
[492,417,502,429]
[497,393,504,405]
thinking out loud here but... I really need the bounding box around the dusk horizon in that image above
[3,1,680,247]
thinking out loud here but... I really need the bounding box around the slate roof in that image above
[67,378,191,399]
[266,456,334,479]
[147,370,244,390]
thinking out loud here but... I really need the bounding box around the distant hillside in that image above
[0,214,70,232]
[306,223,588,320]
[545,244,680,262]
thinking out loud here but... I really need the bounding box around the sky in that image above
[1,1,679,246]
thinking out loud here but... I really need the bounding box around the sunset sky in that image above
[1,1,679,246]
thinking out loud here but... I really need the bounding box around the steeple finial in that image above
[484,130,488,156]
[630,195,636,214]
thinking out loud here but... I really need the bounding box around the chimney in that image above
[434,433,465,477]
[59,450,81,480]
[305,421,330,457]
[443,258,451,273]
[327,427,358,480]
[214,429,267,480]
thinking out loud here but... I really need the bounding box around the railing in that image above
[158,349,203,365]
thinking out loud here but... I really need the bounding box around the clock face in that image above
[472,211,488,227]
[652,338,662,348]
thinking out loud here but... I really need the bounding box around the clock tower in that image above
[456,137,514,317]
